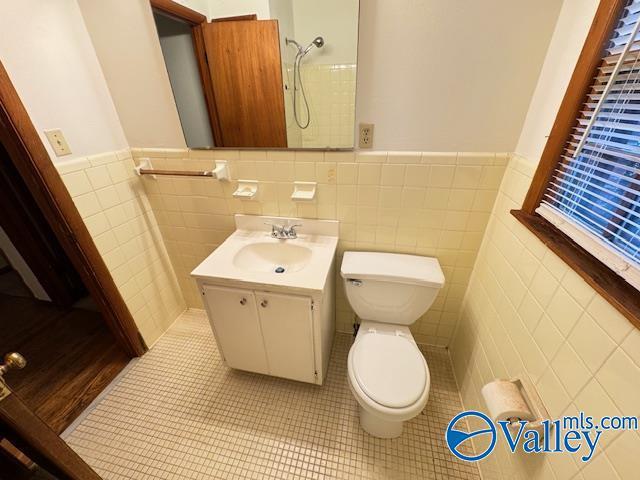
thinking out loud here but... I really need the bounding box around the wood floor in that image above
[0,293,130,434]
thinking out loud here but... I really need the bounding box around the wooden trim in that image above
[0,390,101,480]
[150,0,206,25]
[192,24,224,146]
[512,210,640,328]
[521,0,626,213]
[0,61,146,357]
[211,14,258,22]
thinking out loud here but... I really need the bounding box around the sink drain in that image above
[274,266,285,273]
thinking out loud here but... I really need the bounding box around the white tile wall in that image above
[132,148,507,346]
[450,154,640,480]
[56,150,185,346]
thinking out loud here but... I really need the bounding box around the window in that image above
[515,0,640,326]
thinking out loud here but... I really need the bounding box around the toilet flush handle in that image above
[347,279,363,287]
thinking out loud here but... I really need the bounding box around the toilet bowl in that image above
[341,251,444,438]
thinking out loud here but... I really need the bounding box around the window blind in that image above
[537,0,640,291]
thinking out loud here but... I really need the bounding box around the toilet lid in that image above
[351,334,427,408]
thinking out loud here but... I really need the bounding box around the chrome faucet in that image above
[265,222,302,239]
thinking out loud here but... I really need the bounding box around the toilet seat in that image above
[351,333,427,408]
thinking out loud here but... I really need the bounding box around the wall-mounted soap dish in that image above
[291,181,316,201]
[233,180,258,199]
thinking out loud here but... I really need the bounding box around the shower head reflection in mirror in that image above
[286,36,325,129]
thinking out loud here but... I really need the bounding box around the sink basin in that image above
[191,215,339,292]
[232,242,313,273]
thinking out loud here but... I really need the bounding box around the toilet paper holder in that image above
[482,374,551,431]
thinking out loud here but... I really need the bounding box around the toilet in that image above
[340,251,445,438]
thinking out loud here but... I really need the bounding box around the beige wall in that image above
[175,0,210,18]
[132,148,506,346]
[516,0,600,160]
[356,0,563,152]
[56,151,185,346]
[450,1,640,478]
[0,0,128,161]
[291,0,359,66]
[208,0,271,19]
[77,0,187,149]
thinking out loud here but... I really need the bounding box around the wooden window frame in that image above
[513,0,640,329]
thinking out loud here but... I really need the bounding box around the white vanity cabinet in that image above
[201,283,330,384]
[256,291,315,383]
[192,215,338,385]
[201,285,269,375]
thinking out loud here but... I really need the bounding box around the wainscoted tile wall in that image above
[450,155,640,479]
[132,148,507,346]
[55,150,185,346]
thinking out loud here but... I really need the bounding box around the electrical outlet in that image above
[44,129,72,156]
[359,123,374,149]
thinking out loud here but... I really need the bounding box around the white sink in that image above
[191,215,339,293]
[233,242,312,273]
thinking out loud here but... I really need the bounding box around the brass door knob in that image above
[0,352,26,376]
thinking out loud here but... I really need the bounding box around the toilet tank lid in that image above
[341,252,445,288]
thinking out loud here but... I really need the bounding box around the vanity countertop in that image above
[191,215,339,294]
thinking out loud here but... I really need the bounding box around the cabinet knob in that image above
[260,300,268,308]
[239,298,247,305]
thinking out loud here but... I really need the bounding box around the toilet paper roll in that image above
[481,380,533,423]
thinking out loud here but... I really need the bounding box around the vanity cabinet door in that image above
[256,291,315,383]
[202,285,269,374]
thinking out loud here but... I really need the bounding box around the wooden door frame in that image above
[150,0,224,146]
[0,384,102,480]
[211,14,258,22]
[0,61,146,358]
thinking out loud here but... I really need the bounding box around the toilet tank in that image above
[340,252,445,325]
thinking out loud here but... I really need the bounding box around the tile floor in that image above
[66,310,479,480]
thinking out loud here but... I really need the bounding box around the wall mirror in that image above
[151,0,359,150]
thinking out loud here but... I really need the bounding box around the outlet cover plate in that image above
[44,129,72,157]
[359,123,374,149]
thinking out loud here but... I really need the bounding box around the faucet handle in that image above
[286,224,303,237]
[264,222,284,238]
